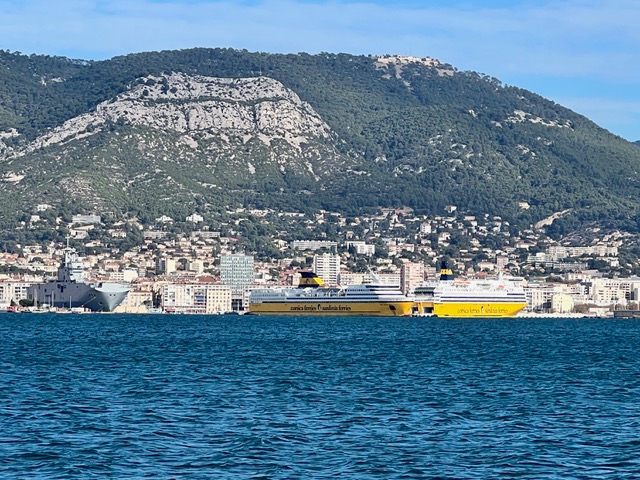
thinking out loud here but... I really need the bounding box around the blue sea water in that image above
[2,314,640,479]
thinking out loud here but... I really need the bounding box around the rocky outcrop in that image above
[0,129,18,158]
[375,55,455,85]
[12,73,333,158]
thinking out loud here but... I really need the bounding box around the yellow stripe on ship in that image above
[433,301,526,318]
[249,301,414,316]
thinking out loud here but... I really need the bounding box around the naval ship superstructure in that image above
[29,247,130,312]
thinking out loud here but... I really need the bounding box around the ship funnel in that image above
[439,261,455,281]
[298,271,324,288]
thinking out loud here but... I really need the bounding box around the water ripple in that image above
[2,315,640,478]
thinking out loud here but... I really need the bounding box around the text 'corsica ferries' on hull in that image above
[28,246,130,312]
[249,272,414,316]
[413,263,527,318]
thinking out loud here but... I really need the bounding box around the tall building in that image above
[156,257,177,275]
[401,262,425,293]
[313,253,340,285]
[220,254,255,294]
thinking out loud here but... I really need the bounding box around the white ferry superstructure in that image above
[413,264,527,317]
[249,272,414,316]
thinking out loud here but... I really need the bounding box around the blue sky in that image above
[1,0,639,141]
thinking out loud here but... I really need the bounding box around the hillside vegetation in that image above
[1,48,639,237]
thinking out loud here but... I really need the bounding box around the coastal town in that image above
[1,205,638,317]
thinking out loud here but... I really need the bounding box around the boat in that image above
[249,272,414,316]
[413,263,527,318]
[28,246,130,312]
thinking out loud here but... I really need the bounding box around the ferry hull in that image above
[433,301,526,318]
[249,300,414,316]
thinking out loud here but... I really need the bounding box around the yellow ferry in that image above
[249,272,414,316]
[413,264,528,318]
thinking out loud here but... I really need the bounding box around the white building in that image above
[71,214,101,225]
[372,273,402,285]
[291,240,337,252]
[419,222,432,235]
[186,213,204,223]
[346,241,375,256]
[589,278,632,306]
[156,257,177,275]
[220,254,255,294]
[338,272,366,286]
[188,260,205,274]
[161,283,232,314]
[524,283,557,312]
[551,293,574,313]
[313,253,340,285]
[190,231,221,240]
[547,245,618,261]
[0,279,31,305]
[400,262,424,293]
[107,269,139,283]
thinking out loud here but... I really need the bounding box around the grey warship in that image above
[30,247,130,312]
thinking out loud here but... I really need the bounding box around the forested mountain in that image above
[1,48,639,237]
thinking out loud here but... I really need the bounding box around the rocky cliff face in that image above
[3,49,638,233]
[10,73,333,158]
[0,72,352,215]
